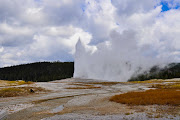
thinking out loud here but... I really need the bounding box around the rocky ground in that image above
[0,78,179,120]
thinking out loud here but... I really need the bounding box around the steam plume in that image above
[74,30,171,82]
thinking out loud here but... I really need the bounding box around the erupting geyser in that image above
[73,30,170,82]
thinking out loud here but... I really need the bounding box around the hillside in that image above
[0,62,74,82]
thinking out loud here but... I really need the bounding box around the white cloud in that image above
[20,7,46,25]
[0,0,180,71]
[112,0,159,16]
[0,23,33,36]
[0,0,90,66]
[82,0,117,44]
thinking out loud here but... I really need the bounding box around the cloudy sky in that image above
[0,0,180,67]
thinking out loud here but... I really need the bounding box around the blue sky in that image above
[161,0,180,12]
[161,1,170,11]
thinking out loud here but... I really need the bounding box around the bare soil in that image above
[0,78,179,120]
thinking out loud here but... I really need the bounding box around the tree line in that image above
[129,63,180,81]
[1,61,180,82]
[0,62,74,82]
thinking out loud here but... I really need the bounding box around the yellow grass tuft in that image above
[0,80,33,87]
[1,88,22,92]
[171,84,180,89]
[0,87,47,97]
[17,81,33,85]
[129,79,164,84]
[110,89,180,106]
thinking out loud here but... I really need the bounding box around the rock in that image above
[30,89,34,93]
[50,105,64,113]
[0,110,7,120]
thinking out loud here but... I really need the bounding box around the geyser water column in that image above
[73,30,166,82]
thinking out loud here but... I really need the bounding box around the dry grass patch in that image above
[17,81,33,85]
[110,89,180,106]
[0,87,47,97]
[151,83,180,89]
[129,79,180,84]
[0,80,33,87]
[129,79,165,84]
[171,84,180,89]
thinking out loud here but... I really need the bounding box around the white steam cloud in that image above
[74,31,168,82]
[74,5,180,82]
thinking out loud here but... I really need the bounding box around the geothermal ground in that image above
[0,78,180,120]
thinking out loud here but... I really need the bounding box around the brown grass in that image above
[0,80,33,87]
[151,83,180,89]
[110,89,180,106]
[0,87,47,97]
[129,79,180,84]
[129,79,165,84]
